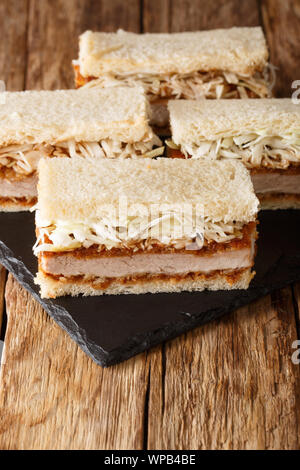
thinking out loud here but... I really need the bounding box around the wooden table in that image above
[0,0,300,450]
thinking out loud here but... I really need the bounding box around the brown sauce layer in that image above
[39,222,256,261]
[0,196,37,207]
[168,149,300,171]
[74,65,95,87]
[42,267,249,290]
[250,165,300,175]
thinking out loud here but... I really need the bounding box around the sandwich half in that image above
[0,87,161,211]
[168,99,300,210]
[34,157,259,298]
[73,27,270,130]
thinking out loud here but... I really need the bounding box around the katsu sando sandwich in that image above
[73,27,270,129]
[0,87,161,211]
[168,99,300,210]
[34,157,259,298]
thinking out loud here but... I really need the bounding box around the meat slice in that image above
[251,169,300,195]
[40,232,255,279]
[0,174,37,198]
[150,99,170,129]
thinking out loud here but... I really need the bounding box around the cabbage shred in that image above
[34,211,245,255]
[81,69,271,100]
[0,136,163,176]
[169,134,300,170]
[0,144,50,176]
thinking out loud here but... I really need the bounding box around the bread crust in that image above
[0,88,152,146]
[35,268,254,298]
[78,28,268,77]
[169,99,300,143]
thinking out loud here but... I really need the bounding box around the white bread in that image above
[169,99,300,144]
[78,28,268,77]
[37,157,258,224]
[36,268,253,298]
[0,87,152,146]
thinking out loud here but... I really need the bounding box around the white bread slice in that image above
[37,157,258,224]
[169,99,300,144]
[0,87,152,146]
[36,268,253,298]
[78,27,268,77]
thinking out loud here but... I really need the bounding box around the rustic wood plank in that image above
[231,288,300,450]
[0,266,6,336]
[261,0,300,97]
[0,274,150,450]
[143,0,260,32]
[26,0,141,90]
[171,0,259,32]
[1,0,299,451]
[147,290,300,450]
[0,0,29,90]
[143,0,170,32]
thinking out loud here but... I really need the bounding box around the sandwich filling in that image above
[251,167,300,194]
[0,137,163,204]
[0,174,38,198]
[35,203,256,286]
[167,134,300,197]
[74,64,270,100]
[38,224,256,286]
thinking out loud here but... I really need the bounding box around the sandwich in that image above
[0,87,162,212]
[73,27,270,130]
[168,99,300,210]
[34,157,259,298]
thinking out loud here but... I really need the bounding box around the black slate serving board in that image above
[0,210,299,367]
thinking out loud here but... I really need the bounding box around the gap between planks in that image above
[0,265,7,338]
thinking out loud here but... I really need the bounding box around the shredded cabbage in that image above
[0,144,51,176]
[169,134,300,170]
[0,136,163,176]
[52,135,163,160]
[33,209,245,255]
[81,68,271,100]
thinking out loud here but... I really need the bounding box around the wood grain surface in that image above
[0,0,299,450]
[261,0,300,97]
[0,0,29,91]
[0,274,150,450]
[26,0,141,90]
[143,0,260,32]
[147,290,300,450]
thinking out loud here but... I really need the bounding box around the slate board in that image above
[0,210,299,367]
